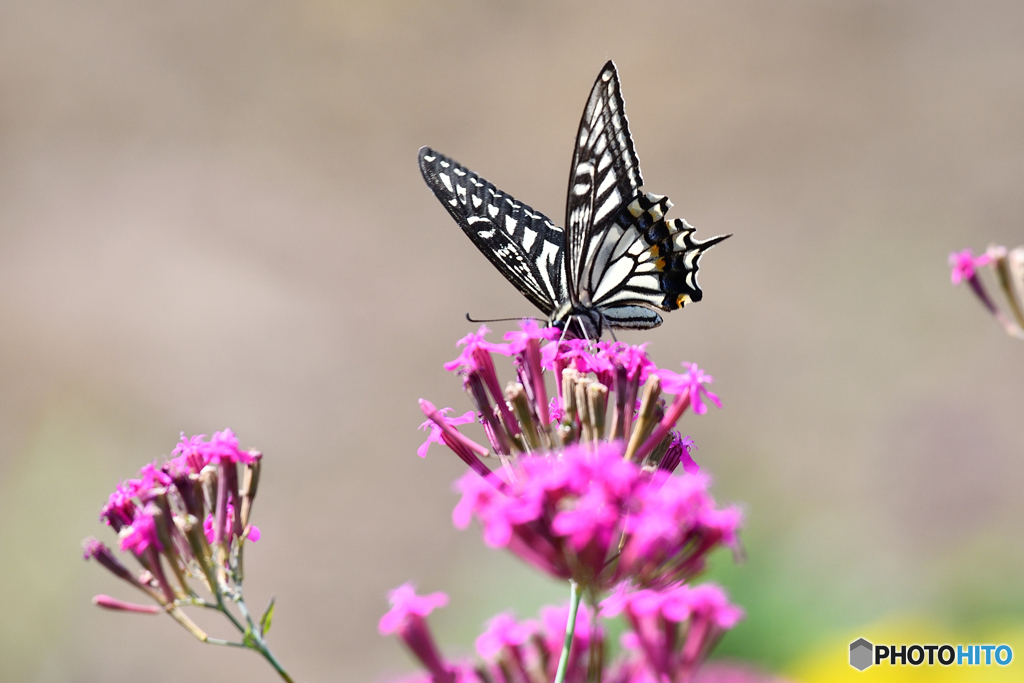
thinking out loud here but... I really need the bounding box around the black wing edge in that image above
[417,146,566,315]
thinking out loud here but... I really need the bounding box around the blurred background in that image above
[2,1,1024,681]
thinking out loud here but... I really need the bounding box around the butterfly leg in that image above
[578,316,593,343]
[558,322,572,345]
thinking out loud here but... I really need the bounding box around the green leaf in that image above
[242,626,257,648]
[259,597,276,636]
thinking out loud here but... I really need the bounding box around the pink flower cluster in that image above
[949,244,1024,340]
[383,324,756,683]
[420,324,718,476]
[379,584,761,683]
[84,430,262,613]
[453,441,741,589]
[419,324,735,587]
[603,583,743,682]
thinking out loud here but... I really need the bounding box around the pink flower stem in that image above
[143,546,177,604]
[525,339,549,425]
[215,466,228,548]
[553,579,582,683]
[466,373,512,455]
[475,349,522,439]
[555,357,568,403]
[224,463,244,541]
[610,365,628,440]
[92,594,161,613]
[419,399,498,485]
[632,393,692,465]
[967,273,1002,317]
[621,372,640,443]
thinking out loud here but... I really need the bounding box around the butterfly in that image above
[418,60,728,339]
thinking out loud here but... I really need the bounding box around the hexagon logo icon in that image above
[850,638,873,671]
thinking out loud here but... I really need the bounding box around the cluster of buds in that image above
[949,244,1024,340]
[83,430,293,682]
[380,583,771,683]
[389,323,752,683]
[420,322,720,471]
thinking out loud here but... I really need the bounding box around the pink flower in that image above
[602,583,744,681]
[120,505,162,555]
[659,434,699,475]
[948,243,1024,338]
[536,601,600,681]
[442,327,521,449]
[86,429,266,618]
[443,325,511,373]
[475,611,533,660]
[100,481,142,532]
[949,248,992,285]
[204,428,259,465]
[168,432,210,475]
[82,538,140,586]
[503,319,560,354]
[548,396,564,423]
[687,584,745,630]
[540,337,590,370]
[419,399,493,480]
[598,341,658,383]
[656,363,721,415]
[379,583,449,634]
[384,598,606,683]
[379,584,455,683]
[418,409,476,458]
[203,504,261,545]
[452,442,738,589]
[138,462,172,494]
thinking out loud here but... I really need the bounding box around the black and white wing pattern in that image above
[419,61,727,337]
[419,147,568,315]
[565,61,728,329]
[565,61,643,304]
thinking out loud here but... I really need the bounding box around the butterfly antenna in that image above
[465,313,546,325]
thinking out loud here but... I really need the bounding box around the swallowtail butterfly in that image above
[419,61,728,339]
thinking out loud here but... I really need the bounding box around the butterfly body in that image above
[419,61,727,339]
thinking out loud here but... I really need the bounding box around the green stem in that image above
[233,590,294,683]
[553,579,582,683]
[206,637,248,648]
[252,641,295,683]
[215,594,247,634]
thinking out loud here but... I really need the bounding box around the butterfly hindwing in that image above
[565,61,643,305]
[587,193,730,315]
[418,147,568,315]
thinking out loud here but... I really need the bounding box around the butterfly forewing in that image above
[565,61,643,305]
[418,147,568,314]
